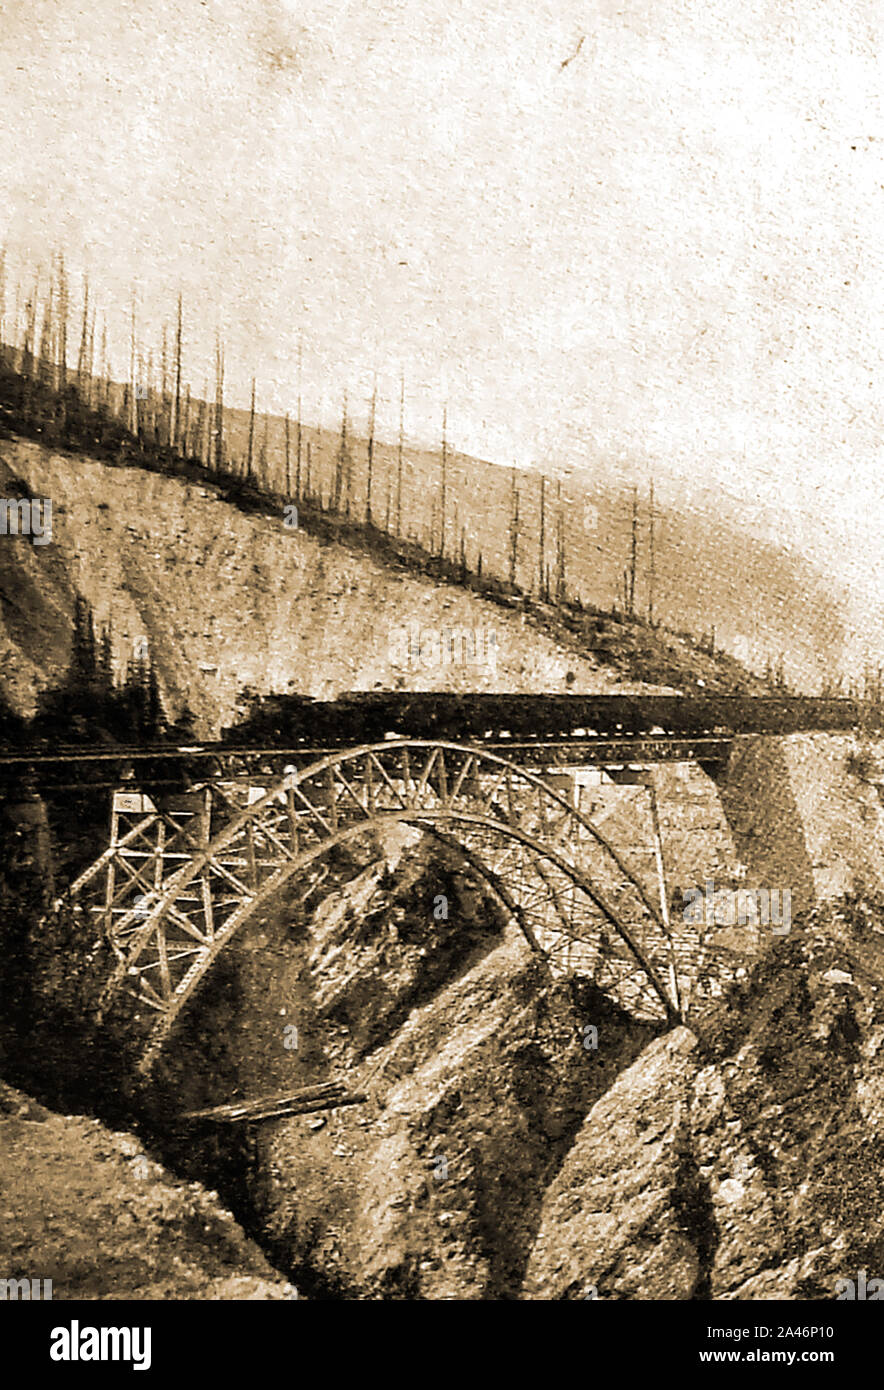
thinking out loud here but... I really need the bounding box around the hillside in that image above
[0,433,767,736]
[13,803,882,1302]
[2,418,880,1305]
[0,1079,295,1300]
[195,397,852,695]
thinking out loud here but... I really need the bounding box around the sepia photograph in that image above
[0,0,881,1355]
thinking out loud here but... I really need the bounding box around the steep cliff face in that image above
[525,903,884,1300]
[0,437,666,735]
[248,933,658,1301]
[10,884,883,1301]
[144,827,657,1299]
[142,816,884,1301]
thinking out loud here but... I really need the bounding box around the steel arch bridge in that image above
[59,740,684,1074]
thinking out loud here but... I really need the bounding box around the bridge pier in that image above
[63,787,212,941]
[1,787,54,910]
[0,787,54,1032]
[718,733,884,915]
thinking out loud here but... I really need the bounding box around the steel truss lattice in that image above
[58,742,683,1072]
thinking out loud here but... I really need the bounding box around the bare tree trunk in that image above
[56,251,68,396]
[296,339,302,500]
[648,478,656,625]
[556,479,566,604]
[508,465,519,588]
[98,318,107,418]
[197,389,207,466]
[39,277,54,386]
[629,485,638,616]
[366,378,377,526]
[246,376,256,479]
[171,293,182,453]
[284,412,292,495]
[86,308,96,414]
[23,281,38,381]
[129,296,138,436]
[214,338,225,474]
[259,413,268,487]
[396,372,405,539]
[538,473,546,600]
[0,245,5,363]
[160,325,169,447]
[439,404,448,559]
[334,389,348,515]
[145,348,155,440]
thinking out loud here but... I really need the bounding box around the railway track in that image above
[0,694,878,788]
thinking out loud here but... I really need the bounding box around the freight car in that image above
[221,692,872,748]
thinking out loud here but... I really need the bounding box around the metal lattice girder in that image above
[62,789,213,952]
[66,742,683,1073]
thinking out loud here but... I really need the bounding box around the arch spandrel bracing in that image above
[56,741,683,1073]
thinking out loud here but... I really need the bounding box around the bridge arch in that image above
[71,742,681,1072]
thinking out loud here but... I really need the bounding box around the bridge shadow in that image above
[717,736,817,922]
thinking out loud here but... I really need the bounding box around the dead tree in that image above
[213,337,225,474]
[296,339,303,500]
[128,294,138,436]
[284,412,292,495]
[439,404,448,560]
[555,478,566,604]
[171,293,183,453]
[396,372,405,538]
[628,485,638,617]
[366,378,377,527]
[508,466,520,589]
[333,389,349,516]
[55,252,68,395]
[538,473,547,600]
[648,478,656,626]
[246,376,256,480]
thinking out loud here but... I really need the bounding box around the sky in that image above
[1,0,883,646]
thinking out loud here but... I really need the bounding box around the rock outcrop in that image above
[524,901,884,1299]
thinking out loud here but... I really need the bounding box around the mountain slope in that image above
[0,434,732,735]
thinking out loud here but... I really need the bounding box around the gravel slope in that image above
[0,1080,295,1300]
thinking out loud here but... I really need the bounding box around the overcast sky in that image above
[2,0,883,645]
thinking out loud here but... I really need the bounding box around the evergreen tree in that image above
[146,660,163,738]
[97,625,114,692]
[71,596,97,687]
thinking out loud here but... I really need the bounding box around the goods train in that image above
[221,692,875,748]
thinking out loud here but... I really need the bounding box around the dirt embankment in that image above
[0,1079,295,1300]
[0,438,674,735]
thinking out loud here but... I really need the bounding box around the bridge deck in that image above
[0,734,733,772]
